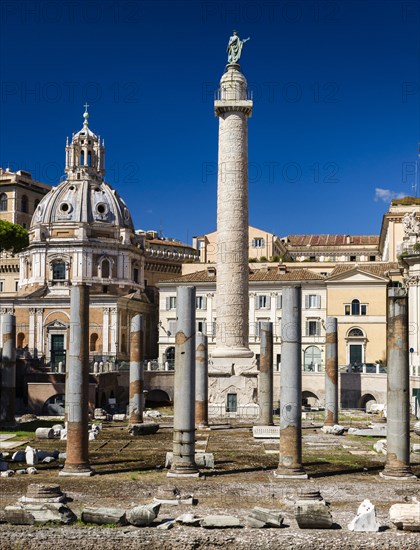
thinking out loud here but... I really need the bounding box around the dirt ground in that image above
[0,415,419,549]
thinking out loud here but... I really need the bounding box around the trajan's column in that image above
[210,32,258,416]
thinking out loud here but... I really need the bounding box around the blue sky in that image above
[1,0,419,243]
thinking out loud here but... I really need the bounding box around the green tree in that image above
[0,220,29,254]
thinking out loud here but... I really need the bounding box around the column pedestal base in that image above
[274,468,308,479]
[379,470,417,481]
[59,466,95,477]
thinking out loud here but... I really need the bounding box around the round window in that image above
[59,202,72,213]
[96,203,108,215]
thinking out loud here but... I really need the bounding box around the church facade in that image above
[0,109,157,372]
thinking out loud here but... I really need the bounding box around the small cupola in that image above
[65,104,105,183]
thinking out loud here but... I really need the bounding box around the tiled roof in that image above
[249,268,325,281]
[285,235,379,246]
[147,239,191,248]
[327,262,400,278]
[160,267,325,284]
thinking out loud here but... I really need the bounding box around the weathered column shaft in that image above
[129,314,144,424]
[0,314,16,427]
[258,321,274,425]
[168,286,199,477]
[324,317,338,426]
[195,332,209,427]
[60,284,93,476]
[381,289,414,479]
[275,286,307,478]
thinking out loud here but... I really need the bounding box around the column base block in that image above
[379,471,417,481]
[274,469,308,480]
[167,471,201,478]
[59,467,95,477]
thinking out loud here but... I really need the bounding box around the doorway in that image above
[51,334,65,371]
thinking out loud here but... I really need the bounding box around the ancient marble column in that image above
[324,317,338,426]
[168,286,199,477]
[0,314,16,427]
[128,314,144,425]
[195,332,209,427]
[275,286,307,479]
[212,62,253,361]
[258,321,274,426]
[60,284,93,476]
[380,288,415,480]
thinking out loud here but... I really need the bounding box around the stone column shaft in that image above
[258,321,274,425]
[381,289,415,480]
[0,314,16,427]
[212,62,253,359]
[60,284,93,476]
[195,332,209,427]
[324,317,338,426]
[129,314,144,424]
[168,286,199,477]
[275,286,307,479]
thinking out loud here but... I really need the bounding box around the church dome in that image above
[31,178,134,230]
[30,107,134,231]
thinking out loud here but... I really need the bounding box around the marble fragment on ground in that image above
[128,422,159,436]
[126,503,160,526]
[294,491,333,529]
[5,484,75,525]
[200,515,242,528]
[81,507,127,526]
[348,499,380,532]
[246,507,284,528]
[321,424,345,435]
[389,502,420,531]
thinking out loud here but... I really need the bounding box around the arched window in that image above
[17,332,25,348]
[87,151,92,166]
[0,193,7,211]
[80,150,85,165]
[90,333,99,352]
[165,346,175,370]
[52,261,66,280]
[304,346,322,372]
[101,258,110,278]
[21,195,28,213]
[121,333,126,353]
[351,299,360,315]
[348,328,364,337]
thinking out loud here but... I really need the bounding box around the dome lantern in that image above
[65,104,105,182]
